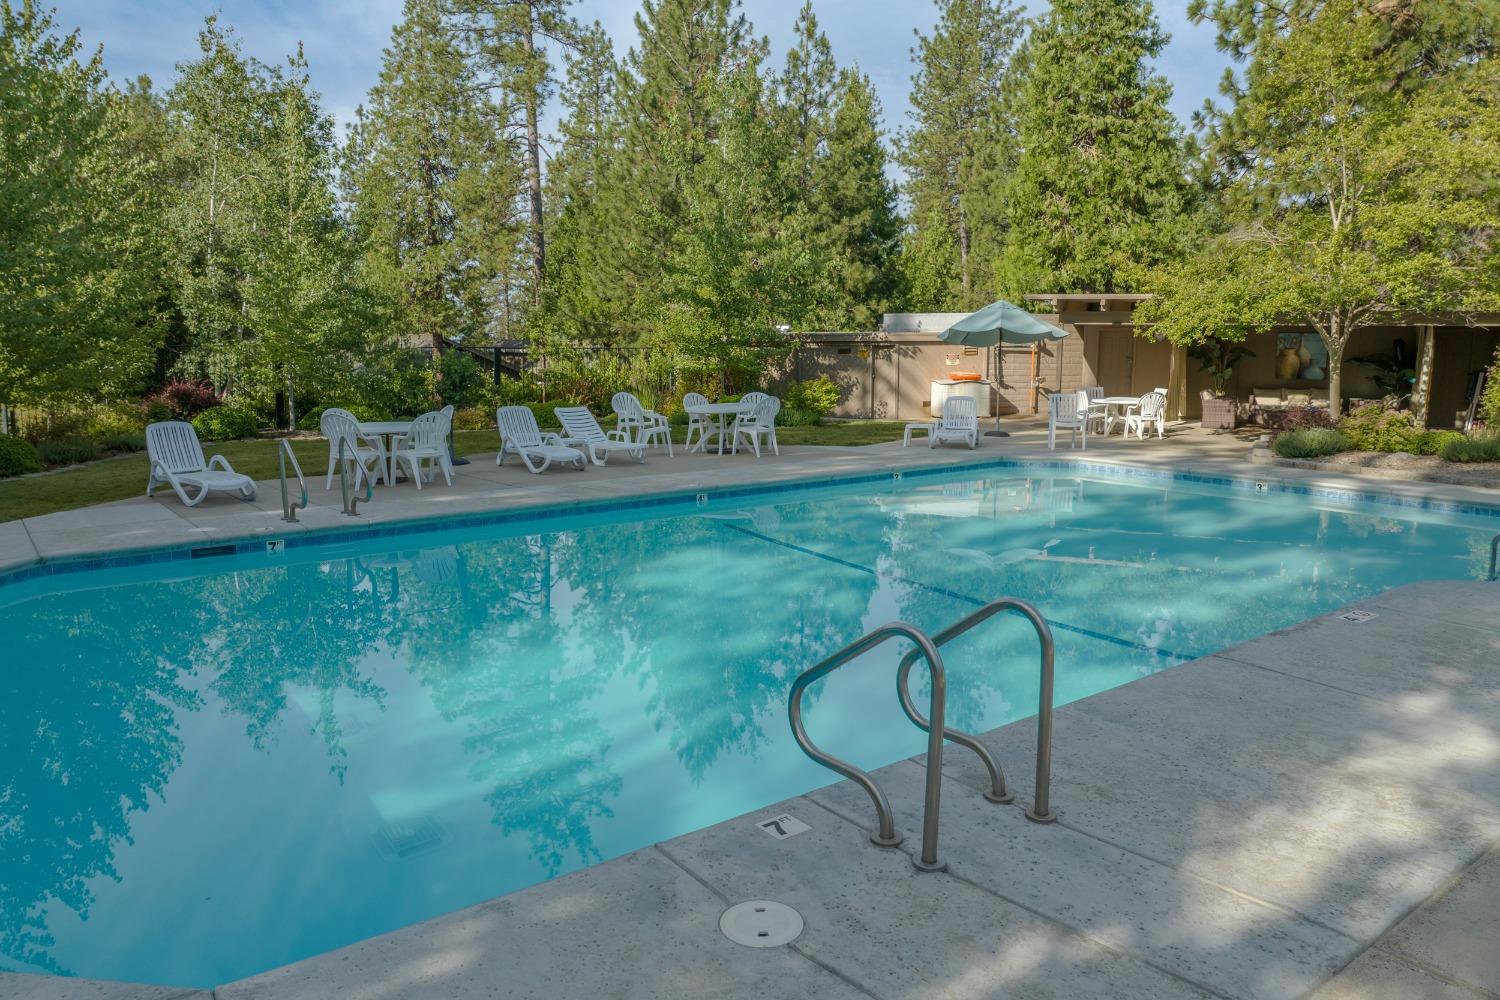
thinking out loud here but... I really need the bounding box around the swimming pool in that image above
[2,464,1494,987]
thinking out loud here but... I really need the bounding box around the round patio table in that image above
[358,419,414,484]
[685,401,753,456]
[1090,396,1143,435]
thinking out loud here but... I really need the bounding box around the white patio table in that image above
[1089,396,1143,436]
[685,401,753,456]
[358,419,414,484]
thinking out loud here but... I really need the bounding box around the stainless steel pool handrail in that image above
[338,438,373,516]
[896,597,1057,823]
[278,439,308,523]
[1489,531,1499,582]
[788,621,949,872]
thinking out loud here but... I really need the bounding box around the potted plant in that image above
[1190,339,1254,429]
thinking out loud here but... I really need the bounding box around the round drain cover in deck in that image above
[719,900,803,947]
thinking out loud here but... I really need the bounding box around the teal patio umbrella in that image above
[940,300,1069,436]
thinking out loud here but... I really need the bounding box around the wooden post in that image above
[1168,342,1189,420]
[1411,325,1435,427]
[1029,344,1040,414]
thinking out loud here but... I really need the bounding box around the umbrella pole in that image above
[984,343,1009,437]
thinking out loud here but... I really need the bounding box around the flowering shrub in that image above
[147,381,220,420]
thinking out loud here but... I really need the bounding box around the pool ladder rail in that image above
[788,597,1057,874]
[1489,531,1499,582]
[338,437,374,516]
[278,439,308,523]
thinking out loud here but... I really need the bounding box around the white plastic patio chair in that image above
[496,406,585,473]
[1048,390,1089,450]
[145,421,257,507]
[731,394,781,457]
[321,411,387,490]
[390,410,454,488]
[1080,386,1106,435]
[555,406,646,465]
[929,395,978,449]
[611,391,673,456]
[682,392,715,452]
[320,407,386,489]
[1123,391,1168,440]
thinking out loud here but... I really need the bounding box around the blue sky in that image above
[51,1,1232,155]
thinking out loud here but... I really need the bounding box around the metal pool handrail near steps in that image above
[1489,531,1499,581]
[788,622,950,872]
[279,440,308,523]
[339,437,373,516]
[896,597,1057,823]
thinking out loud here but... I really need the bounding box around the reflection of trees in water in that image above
[0,586,202,974]
[553,508,880,783]
[400,537,622,876]
[188,561,391,780]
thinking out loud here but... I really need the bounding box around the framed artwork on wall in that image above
[1275,332,1329,381]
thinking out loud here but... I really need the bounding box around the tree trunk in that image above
[523,10,546,301]
[957,201,971,294]
[1325,314,1348,417]
[1411,325,1435,426]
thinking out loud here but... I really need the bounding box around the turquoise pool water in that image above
[1,467,1494,987]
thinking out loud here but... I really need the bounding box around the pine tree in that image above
[345,0,515,354]
[899,0,1023,307]
[994,0,1192,297]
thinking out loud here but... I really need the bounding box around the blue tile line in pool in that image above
[3,456,1499,595]
[715,520,1193,663]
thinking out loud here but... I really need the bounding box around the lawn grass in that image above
[0,421,909,522]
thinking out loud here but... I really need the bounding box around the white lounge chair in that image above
[611,391,673,456]
[146,421,257,507]
[391,410,454,488]
[732,394,780,457]
[1048,390,1088,450]
[322,411,387,490]
[1123,391,1167,440]
[929,395,978,449]
[555,406,646,465]
[496,406,585,473]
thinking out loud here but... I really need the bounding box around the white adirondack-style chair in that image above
[145,421,257,507]
[1124,391,1168,440]
[611,391,673,456]
[496,406,585,473]
[320,407,386,489]
[930,395,978,449]
[555,406,646,465]
[682,392,716,452]
[1080,386,1106,435]
[732,394,781,457]
[390,410,454,488]
[321,411,387,490]
[1048,390,1089,451]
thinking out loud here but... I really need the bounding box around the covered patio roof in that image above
[1023,293,1154,327]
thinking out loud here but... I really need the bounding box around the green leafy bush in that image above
[784,376,840,416]
[453,406,492,431]
[1414,430,1465,456]
[36,437,101,466]
[1338,404,1421,453]
[1439,434,1500,463]
[192,406,261,441]
[525,402,567,429]
[1272,428,1352,459]
[86,403,147,437]
[96,432,147,454]
[778,406,822,427]
[297,403,378,431]
[0,435,42,477]
[143,400,173,423]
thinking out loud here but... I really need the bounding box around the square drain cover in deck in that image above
[720,900,803,947]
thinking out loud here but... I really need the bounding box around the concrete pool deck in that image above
[5,579,1492,999]
[1,417,1496,574]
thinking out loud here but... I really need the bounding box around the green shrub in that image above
[36,436,101,466]
[297,403,378,431]
[0,435,42,477]
[778,406,822,427]
[1272,428,1352,459]
[96,432,147,454]
[1338,404,1422,453]
[784,376,840,417]
[452,406,492,431]
[192,406,261,441]
[85,402,146,437]
[143,400,173,424]
[1440,434,1500,463]
[669,408,691,427]
[1413,430,1466,456]
[526,402,568,429]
